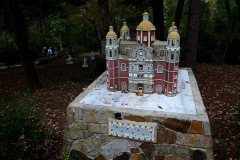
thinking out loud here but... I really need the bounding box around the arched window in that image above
[171,52,174,60]
[144,36,147,41]
[151,35,154,41]
[109,50,112,57]
[172,40,174,46]
[109,39,112,45]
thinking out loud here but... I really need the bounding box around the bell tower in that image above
[106,26,119,91]
[120,22,130,41]
[164,23,180,96]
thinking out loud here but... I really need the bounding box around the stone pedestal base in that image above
[64,69,213,160]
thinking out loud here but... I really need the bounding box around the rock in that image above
[157,125,176,144]
[88,124,108,134]
[164,130,177,144]
[73,135,101,153]
[164,118,190,133]
[83,108,97,123]
[63,138,73,151]
[156,146,189,156]
[131,154,147,160]
[139,143,155,160]
[98,134,115,146]
[100,139,131,160]
[176,134,213,149]
[129,141,141,148]
[131,147,140,154]
[190,150,206,160]
[124,115,151,122]
[152,117,165,125]
[96,110,115,123]
[113,152,131,160]
[189,120,203,134]
[66,107,74,125]
[204,122,211,136]
[155,154,165,160]
[95,154,107,160]
[166,155,187,160]
[70,150,91,160]
[65,127,85,139]
[99,124,108,134]
[157,125,166,144]
[73,121,87,130]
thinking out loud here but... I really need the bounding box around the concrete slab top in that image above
[79,69,197,115]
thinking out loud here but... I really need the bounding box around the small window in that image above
[171,52,174,60]
[157,66,163,73]
[148,66,150,72]
[160,50,164,56]
[151,35,154,41]
[110,51,112,57]
[144,36,147,41]
[138,35,140,41]
[174,83,177,87]
[132,65,134,71]
[109,39,112,45]
[126,48,130,54]
[132,84,134,88]
[172,40,174,46]
[175,66,178,70]
[122,64,126,71]
[175,75,177,79]
[139,64,143,71]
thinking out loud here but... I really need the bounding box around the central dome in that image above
[136,12,155,31]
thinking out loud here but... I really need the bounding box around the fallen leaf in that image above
[96,78,101,82]
[186,81,190,83]
[104,101,110,104]
[158,105,163,109]
[108,94,112,96]
[183,85,186,89]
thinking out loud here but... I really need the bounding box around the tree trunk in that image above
[151,0,165,40]
[5,0,41,89]
[98,0,112,40]
[184,0,201,71]
[223,0,240,60]
[174,0,185,29]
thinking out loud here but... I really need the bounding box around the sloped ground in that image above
[0,59,239,159]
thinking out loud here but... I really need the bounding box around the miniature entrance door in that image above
[122,83,126,91]
[138,84,144,93]
[157,85,162,94]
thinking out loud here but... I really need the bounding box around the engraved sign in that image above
[108,118,157,143]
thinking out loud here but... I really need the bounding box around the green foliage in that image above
[0,91,48,159]
[59,147,82,160]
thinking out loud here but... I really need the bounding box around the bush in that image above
[0,91,48,159]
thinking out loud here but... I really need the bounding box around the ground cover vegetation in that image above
[0,0,240,159]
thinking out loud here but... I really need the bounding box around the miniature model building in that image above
[106,12,180,96]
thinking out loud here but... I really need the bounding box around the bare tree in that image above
[184,0,201,70]
[98,0,112,40]
[174,0,185,29]
[151,0,165,40]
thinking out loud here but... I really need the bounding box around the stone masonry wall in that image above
[64,106,213,160]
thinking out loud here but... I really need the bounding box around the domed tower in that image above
[136,12,155,47]
[164,23,180,96]
[106,26,119,91]
[120,22,130,41]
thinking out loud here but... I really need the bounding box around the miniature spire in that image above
[143,12,149,21]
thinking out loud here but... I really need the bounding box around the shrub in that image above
[0,91,48,159]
